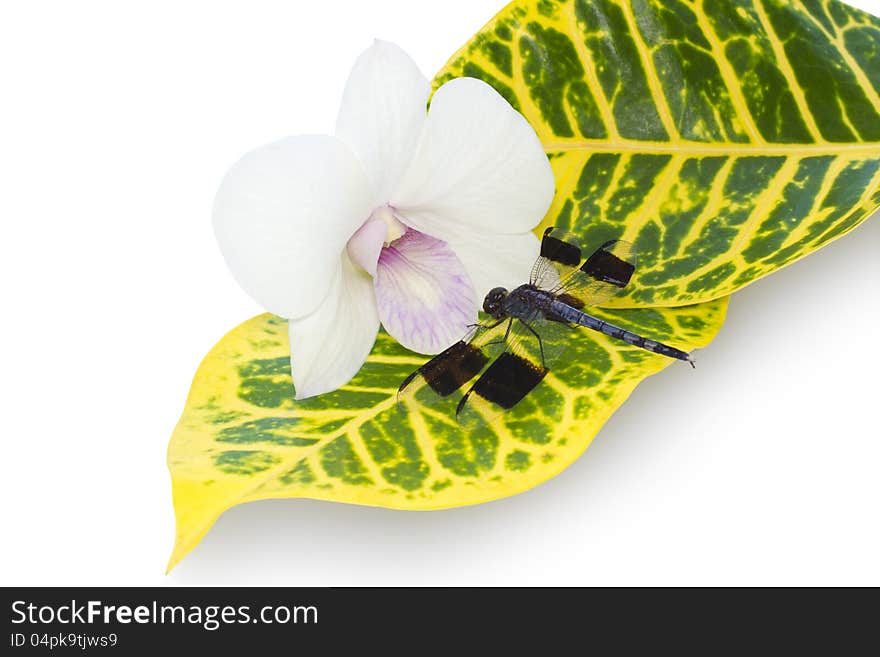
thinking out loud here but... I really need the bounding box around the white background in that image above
[1,0,878,587]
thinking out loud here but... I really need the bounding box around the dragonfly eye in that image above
[483,287,508,316]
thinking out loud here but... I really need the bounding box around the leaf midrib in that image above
[542,140,880,156]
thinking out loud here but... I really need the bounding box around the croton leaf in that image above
[168,300,727,570]
[168,0,880,569]
[436,0,880,307]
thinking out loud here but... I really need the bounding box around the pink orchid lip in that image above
[374,227,478,355]
[346,208,479,354]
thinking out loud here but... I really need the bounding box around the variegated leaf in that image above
[168,300,726,570]
[436,0,880,307]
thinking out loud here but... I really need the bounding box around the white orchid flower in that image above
[213,41,555,400]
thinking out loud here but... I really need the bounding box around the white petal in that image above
[447,230,541,298]
[213,135,373,319]
[289,253,380,400]
[336,40,430,205]
[376,229,477,355]
[391,77,555,234]
[401,217,541,300]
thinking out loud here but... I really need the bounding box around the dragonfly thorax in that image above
[503,284,553,322]
[484,284,551,321]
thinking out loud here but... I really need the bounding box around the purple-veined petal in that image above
[398,216,541,300]
[336,40,430,206]
[289,253,380,400]
[375,228,477,354]
[213,135,373,319]
[391,77,555,235]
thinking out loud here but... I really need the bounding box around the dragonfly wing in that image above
[455,316,575,428]
[530,227,582,291]
[555,239,638,309]
[397,321,510,407]
[531,227,637,308]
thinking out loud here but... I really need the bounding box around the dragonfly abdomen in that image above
[549,301,693,364]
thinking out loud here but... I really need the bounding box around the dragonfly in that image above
[398,227,694,426]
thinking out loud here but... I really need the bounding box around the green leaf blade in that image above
[438,0,880,307]
[168,299,727,570]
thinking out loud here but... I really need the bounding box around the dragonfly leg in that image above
[484,318,514,349]
[476,318,511,350]
[519,319,546,368]
[470,318,506,332]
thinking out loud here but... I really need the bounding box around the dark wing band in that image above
[401,340,489,398]
[539,226,582,267]
[581,240,636,289]
[457,351,548,415]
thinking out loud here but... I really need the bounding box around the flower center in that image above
[370,205,406,245]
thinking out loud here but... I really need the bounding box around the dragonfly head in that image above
[483,287,508,318]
